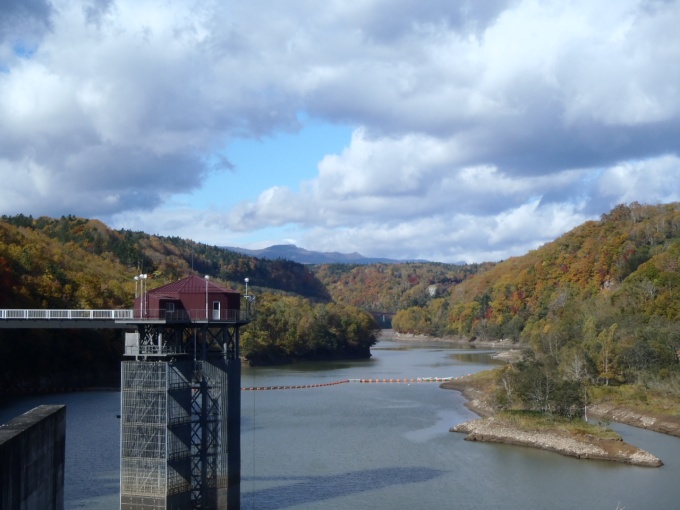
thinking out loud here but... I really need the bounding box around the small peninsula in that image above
[442,373,663,467]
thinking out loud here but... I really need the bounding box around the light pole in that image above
[244,277,253,319]
[140,274,147,317]
[134,276,139,318]
[205,275,210,320]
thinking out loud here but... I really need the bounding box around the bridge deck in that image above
[0,309,250,329]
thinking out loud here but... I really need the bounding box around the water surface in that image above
[1,341,678,509]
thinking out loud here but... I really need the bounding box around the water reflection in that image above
[243,467,444,510]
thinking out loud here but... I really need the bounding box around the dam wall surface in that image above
[0,405,66,510]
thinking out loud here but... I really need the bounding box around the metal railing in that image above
[0,308,250,322]
[0,309,134,320]
[132,308,250,322]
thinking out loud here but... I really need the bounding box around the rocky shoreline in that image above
[441,378,665,468]
[384,329,517,349]
[589,403,680,438]
[451,416,662,467]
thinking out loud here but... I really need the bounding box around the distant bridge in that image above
[367,310,396,327]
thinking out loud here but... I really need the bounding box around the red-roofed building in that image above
[133,275,242,321]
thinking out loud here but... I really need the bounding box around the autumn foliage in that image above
[1,203,678,399]
[388,202,680,412]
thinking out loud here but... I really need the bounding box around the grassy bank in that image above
[590,381,680,417]
[496,410,620,440]
[444,366,680,421]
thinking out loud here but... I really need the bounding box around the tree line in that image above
[241,293,378,365]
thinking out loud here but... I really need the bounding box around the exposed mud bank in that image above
[381,329,517,349]
[589,403,680,438]
[451,417,662,467]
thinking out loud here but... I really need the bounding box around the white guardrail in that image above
[0,309,134,320]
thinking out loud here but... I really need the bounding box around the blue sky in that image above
[1,0,679,263]
[174,117,354,247]
[192,117,353,219]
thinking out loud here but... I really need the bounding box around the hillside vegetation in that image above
[0,214,330,307]
[312,261,493,318]
[393,202,680,418]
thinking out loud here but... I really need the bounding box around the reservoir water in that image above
[1,340,679,509]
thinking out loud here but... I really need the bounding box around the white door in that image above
[212,301,220,320]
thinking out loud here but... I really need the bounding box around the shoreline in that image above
[383,329,679,443]
[450,416,662,467]
[441,375,666,468]
[379,329,517,349]
[588,403,680,438]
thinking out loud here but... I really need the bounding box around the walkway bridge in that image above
[0,309,134,328]
[0,308,249,329]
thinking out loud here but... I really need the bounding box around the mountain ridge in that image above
[223,243,434,265]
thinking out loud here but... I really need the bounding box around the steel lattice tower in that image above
[119,276,251,510]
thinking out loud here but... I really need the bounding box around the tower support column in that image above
[227,326,241,510]
[121,321,247,510]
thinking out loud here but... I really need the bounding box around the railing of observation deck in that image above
[0,308,250,322]
[0,309,134,320]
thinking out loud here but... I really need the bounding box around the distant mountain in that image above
[223,244,428,265]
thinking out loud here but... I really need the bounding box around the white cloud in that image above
[292,198,590,264]
[224,128,591,229]
[597,155,680,205]
[1,0,680,263]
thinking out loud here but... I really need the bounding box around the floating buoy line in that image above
[241,380,349,391]
[241,375,472,391]
[243,372,472,509]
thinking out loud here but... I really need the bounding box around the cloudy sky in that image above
[1,0,679,263]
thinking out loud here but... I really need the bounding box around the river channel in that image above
[1,340,679,509]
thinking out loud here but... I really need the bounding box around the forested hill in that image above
[312,261,494,314]
[392,202,680,390]
[394,202,680,337]
[0,214,330,309]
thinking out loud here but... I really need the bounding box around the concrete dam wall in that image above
[0,405,66,510]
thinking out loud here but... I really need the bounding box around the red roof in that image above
[147,275,236,295]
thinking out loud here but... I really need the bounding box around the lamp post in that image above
[205,275,210,320]
[134,276,139,318]
[140,274,147,318]
[244,277,252,319]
